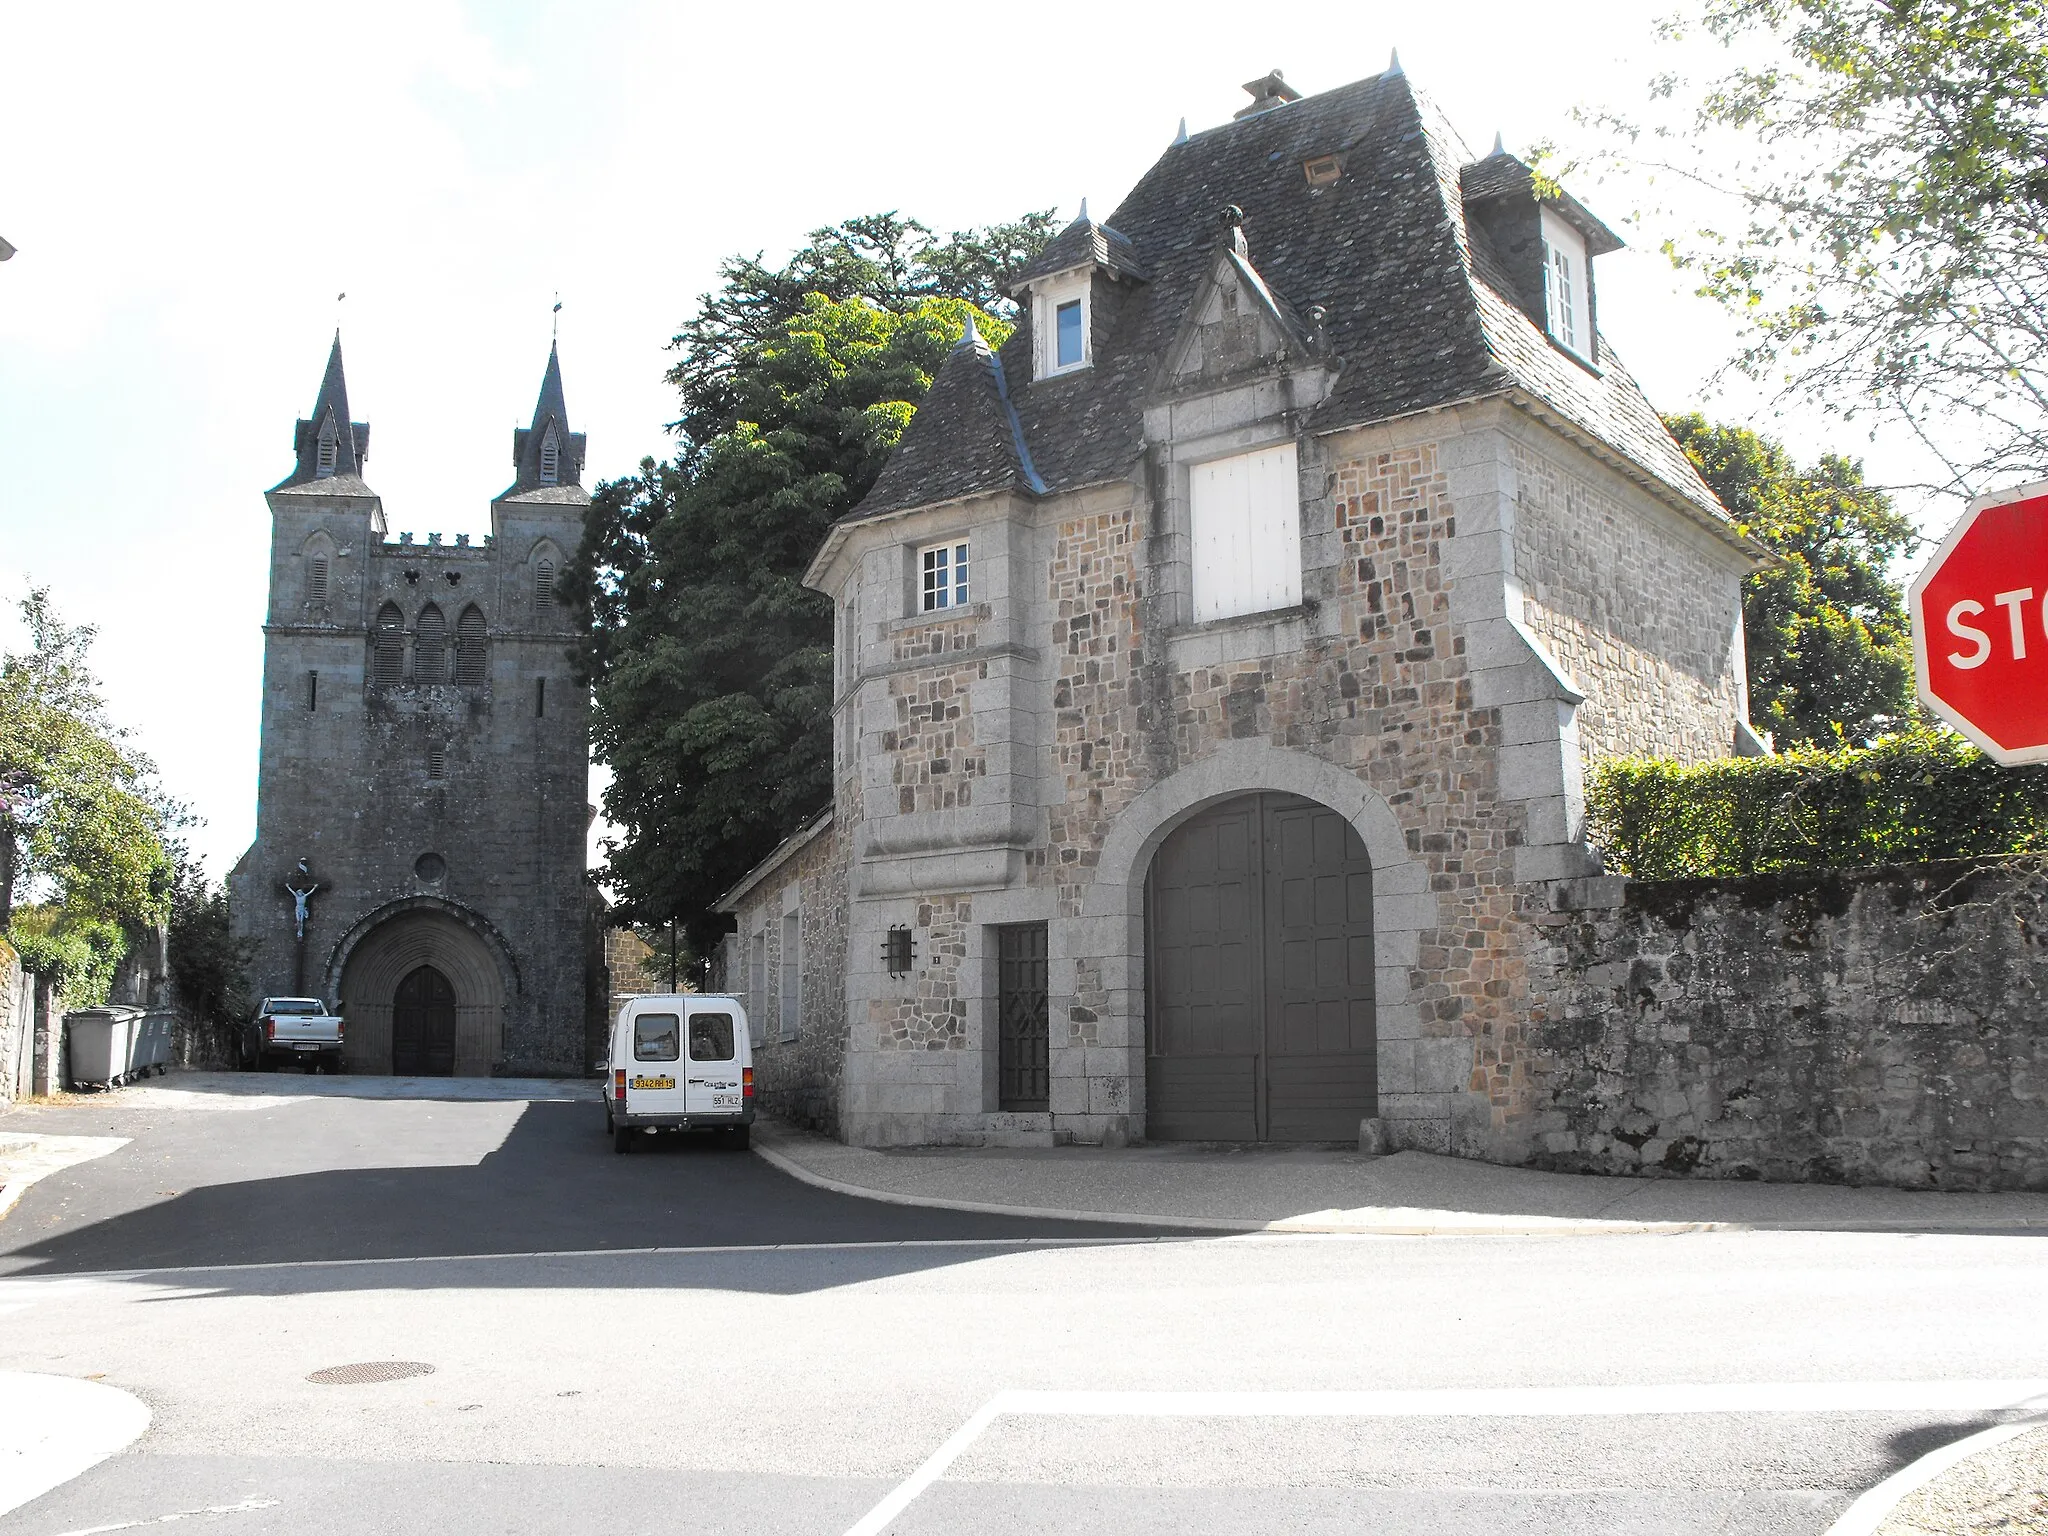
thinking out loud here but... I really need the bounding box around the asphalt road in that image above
[3,1078,2046,1536]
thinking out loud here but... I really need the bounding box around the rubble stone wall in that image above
[1521,860,2048,1189]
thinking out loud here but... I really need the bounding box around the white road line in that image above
[839,1380,2048,1536]
[1823,1411,2048,1536]
[45,1495,282,1535]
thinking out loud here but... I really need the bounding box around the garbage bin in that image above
[133,1012,172,1075]
[64,1006,145,1090]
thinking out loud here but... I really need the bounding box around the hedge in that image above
[1584,731,2048,879]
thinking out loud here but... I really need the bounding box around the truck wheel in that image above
[612,1123,633,1154]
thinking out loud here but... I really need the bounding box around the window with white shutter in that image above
[749,931,767,1045]
[1189,443,1301,623]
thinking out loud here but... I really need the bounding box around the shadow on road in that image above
[0,1098,1185,1290]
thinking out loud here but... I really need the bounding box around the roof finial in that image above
[1078,197,1090,224]
[960,309,982,350]
[1491,131,1505,156]
[552,291,562,342]
[1387,47,1403,76]
[1173,116,1188,146]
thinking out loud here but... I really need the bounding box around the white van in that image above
[603,994,755,1153]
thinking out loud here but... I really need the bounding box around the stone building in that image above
[230,337,592,1075]
[717,63,1767,1154]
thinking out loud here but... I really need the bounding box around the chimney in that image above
[1234,69,1302,120]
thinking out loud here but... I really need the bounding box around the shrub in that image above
[1585,731,2048,880]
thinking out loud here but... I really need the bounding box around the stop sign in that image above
[1910,478,2048,764]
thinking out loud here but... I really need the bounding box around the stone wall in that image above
[1521,860,2048,1189]
[0,940,28,1104]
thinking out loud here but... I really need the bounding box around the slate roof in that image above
[1460,149,1624,255]
[860,316,1046,514]
[846,67,1735,537]
[275,332,373,492]
[1011,210,1149,289]
[502,341,588,497]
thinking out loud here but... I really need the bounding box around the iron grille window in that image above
[414,604,447,682]
[920,541,969,612]
[373,603,405,685]
[997,923,1050,1111]
[455,605,486,684]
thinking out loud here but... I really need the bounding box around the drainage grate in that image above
[306,1361,436,1386]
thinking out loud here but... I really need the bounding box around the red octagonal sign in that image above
[1910,479,2048,765]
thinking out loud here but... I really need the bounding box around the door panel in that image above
[392,965,455,1077]
[684,1008,743,1115]
[997,924,1050,1112]
[1147,793,1376,1142]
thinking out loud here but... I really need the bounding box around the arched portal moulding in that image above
[323,897,523,1077]
[1064,739,1449,1144]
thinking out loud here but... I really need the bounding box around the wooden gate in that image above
[392,964,456,1077]
[1146,793,1375,1140]
[996,923,1050,1112]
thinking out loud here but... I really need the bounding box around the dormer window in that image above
[1540,207,1592,361]
[539,427,560,485]
[316,430,338,477]
[1033,273,1092,379]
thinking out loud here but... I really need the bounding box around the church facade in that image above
[230,339,594,1076]
[717,63,1768,1158]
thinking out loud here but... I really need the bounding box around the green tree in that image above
[579,213,1049,950]
[166,851,251,1028]
[1669,412,1919,745]
[1627,0,2048,494]
[0,588,172,996]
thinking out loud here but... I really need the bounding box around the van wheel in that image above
[728,1125,751,1151]
[612,1123,633,1154]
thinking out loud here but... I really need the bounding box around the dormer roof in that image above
[503,341,588,498]
[276,332,372,492]
[842,65,1737,544]
[1460,147,1625,254]
[1009,206,1149,293]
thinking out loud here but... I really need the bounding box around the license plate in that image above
[631,1075,675,1090]
[294,1044,319,1051]
[712,1093,741,1109]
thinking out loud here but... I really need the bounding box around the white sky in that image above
[0,0,1947,880]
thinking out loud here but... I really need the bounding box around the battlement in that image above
[379,532,493,554]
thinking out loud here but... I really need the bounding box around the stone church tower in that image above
[229,336,592,1076]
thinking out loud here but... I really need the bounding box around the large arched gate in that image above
[1145,792,1376,1141]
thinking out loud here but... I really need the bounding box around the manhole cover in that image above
[306,1361,435,1386]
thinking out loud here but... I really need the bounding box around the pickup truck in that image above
[240,997,345,1073]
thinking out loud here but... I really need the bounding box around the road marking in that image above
[1823,1411,2048,1536]
[45,1495,282,1534]
[840,1381,2048,1536]
[0,1373,150,1520]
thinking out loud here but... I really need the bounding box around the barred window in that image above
[373,602,404,685]
[414,604,447,683]
[455,605,486,685]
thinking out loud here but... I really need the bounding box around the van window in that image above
[633,1014,680,1061]
[688,1013,736,1062]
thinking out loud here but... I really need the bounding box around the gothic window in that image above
[308,556,329,606]
[455,605,486,685]
[535,557,556,613]
[373,602,404,685]
[415,604,447,683]
[539,427,560,486]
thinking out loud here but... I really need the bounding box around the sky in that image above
[0,0,1947,881]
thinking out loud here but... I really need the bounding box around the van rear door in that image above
[623,1007,688,1118]
[684,1004,744,1116]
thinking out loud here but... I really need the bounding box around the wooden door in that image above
[392,965,456,1077]
[996,924,1050,1111]
[1146,793,1375,1141]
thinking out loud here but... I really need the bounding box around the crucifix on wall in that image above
[282,859,322,993]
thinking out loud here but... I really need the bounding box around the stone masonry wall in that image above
[729,819,850,1134]
[1510,434,1742,766]
[1520,861,2048,1189]
[0,940,27,1104]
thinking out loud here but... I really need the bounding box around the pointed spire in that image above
[1387,48,1403,76]
[286,331,370,486]
[1077,197,1090,224]
[509,341,587,493]
[1491,130,1506,156]
[1173,117,1188,146]
[957,309,985,352]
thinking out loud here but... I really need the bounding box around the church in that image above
[715,62,1768,1156]
[229,338,594,1076]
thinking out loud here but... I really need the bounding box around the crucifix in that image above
[283,859,322,993]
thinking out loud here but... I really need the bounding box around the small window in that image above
[308,556,329,605]
[373,602,404,685]
[1055,300,1084,368]
[307,670,319,712]
[779,911,800,1043]
[426,745,446,779]
[1540,207,1593,360]
[316,432,337,476]
[688,1012,736,1062]
[535,558,555,611]
[749,932,767,1034]
[633,1012,681,1061]
[1189,442,1302,623]
[415,604,446,683]
[535,676,547,717]
[539,428,560,485]
[1303,154,1342,186]
[455,605,486,685]
[920,541,969,612]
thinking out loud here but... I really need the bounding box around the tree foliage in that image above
[1668,412,1918,745]
[1627,0,2048,495]
[577,214,1050,951]
[167,852,251,1028]
[0,590,172,994]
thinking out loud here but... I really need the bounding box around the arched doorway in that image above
[1146,792,1375,1140]
[392,965,456,1076]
